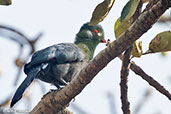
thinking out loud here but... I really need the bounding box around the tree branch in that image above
[30,0,170,113]
[130,61,171,100]
[143,0,159,12]
[120,46,133,114]
[118,55,171,101]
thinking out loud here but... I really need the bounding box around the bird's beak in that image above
[101,38,106,43]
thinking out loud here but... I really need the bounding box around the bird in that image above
[10,22,106,107]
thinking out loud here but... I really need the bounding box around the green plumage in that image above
[75,23,105,60]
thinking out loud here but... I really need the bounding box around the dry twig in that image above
[120,46,133,114]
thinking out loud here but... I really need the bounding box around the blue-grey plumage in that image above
[10,22,106,107]
[26,43,86,87]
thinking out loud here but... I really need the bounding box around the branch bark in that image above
[30,0,170,113]
[118,55,171,101]
[120,46,133,114]
[130,61,171,100]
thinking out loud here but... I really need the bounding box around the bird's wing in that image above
[10,66,41,107]
[29,43,85,66]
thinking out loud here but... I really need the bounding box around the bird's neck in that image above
[75,41,98,61]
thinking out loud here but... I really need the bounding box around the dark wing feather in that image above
[54,43,85,63]
[25,43,85,71]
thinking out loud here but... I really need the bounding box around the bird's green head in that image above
[74,22,106,60]
[75,22,106,45]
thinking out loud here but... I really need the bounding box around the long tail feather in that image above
[10,66,40,107]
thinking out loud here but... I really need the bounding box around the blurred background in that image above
[0,0,171,114]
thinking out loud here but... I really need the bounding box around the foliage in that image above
[0,0,11,5]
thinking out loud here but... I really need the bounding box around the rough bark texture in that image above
[118,53,171,101]
[120,46,133,114]
[130,61,171,100]
[30,0,170,113]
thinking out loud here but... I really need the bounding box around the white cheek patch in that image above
[86,30,93,38]
[97,32,102,37]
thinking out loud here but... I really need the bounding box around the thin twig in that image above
[120,0,142,112]
[130,61,171,100]
[120,46,133,114]
[119,55,171,101]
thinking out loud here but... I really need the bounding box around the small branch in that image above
[120,0,142,112]
[118,55,171,101]
[120,46,133,114]
[130,61,171,100]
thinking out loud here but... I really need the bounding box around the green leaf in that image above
[114,17,143,58]
[120,0,133,21]
[148,31,171,53]
[120,0,140,21]
[89,0,115,26]
[114,17,133,38]
[0,0,11,5]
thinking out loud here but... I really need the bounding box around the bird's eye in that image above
[93,29,99,34]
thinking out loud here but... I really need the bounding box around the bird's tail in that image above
[24,62,31,74]
[10,66,40,107]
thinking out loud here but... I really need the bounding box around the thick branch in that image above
[143,0,159,12]
[30,0,170,113]
[120,46,133,114]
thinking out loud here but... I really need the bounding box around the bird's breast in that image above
[38,60,88,86]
